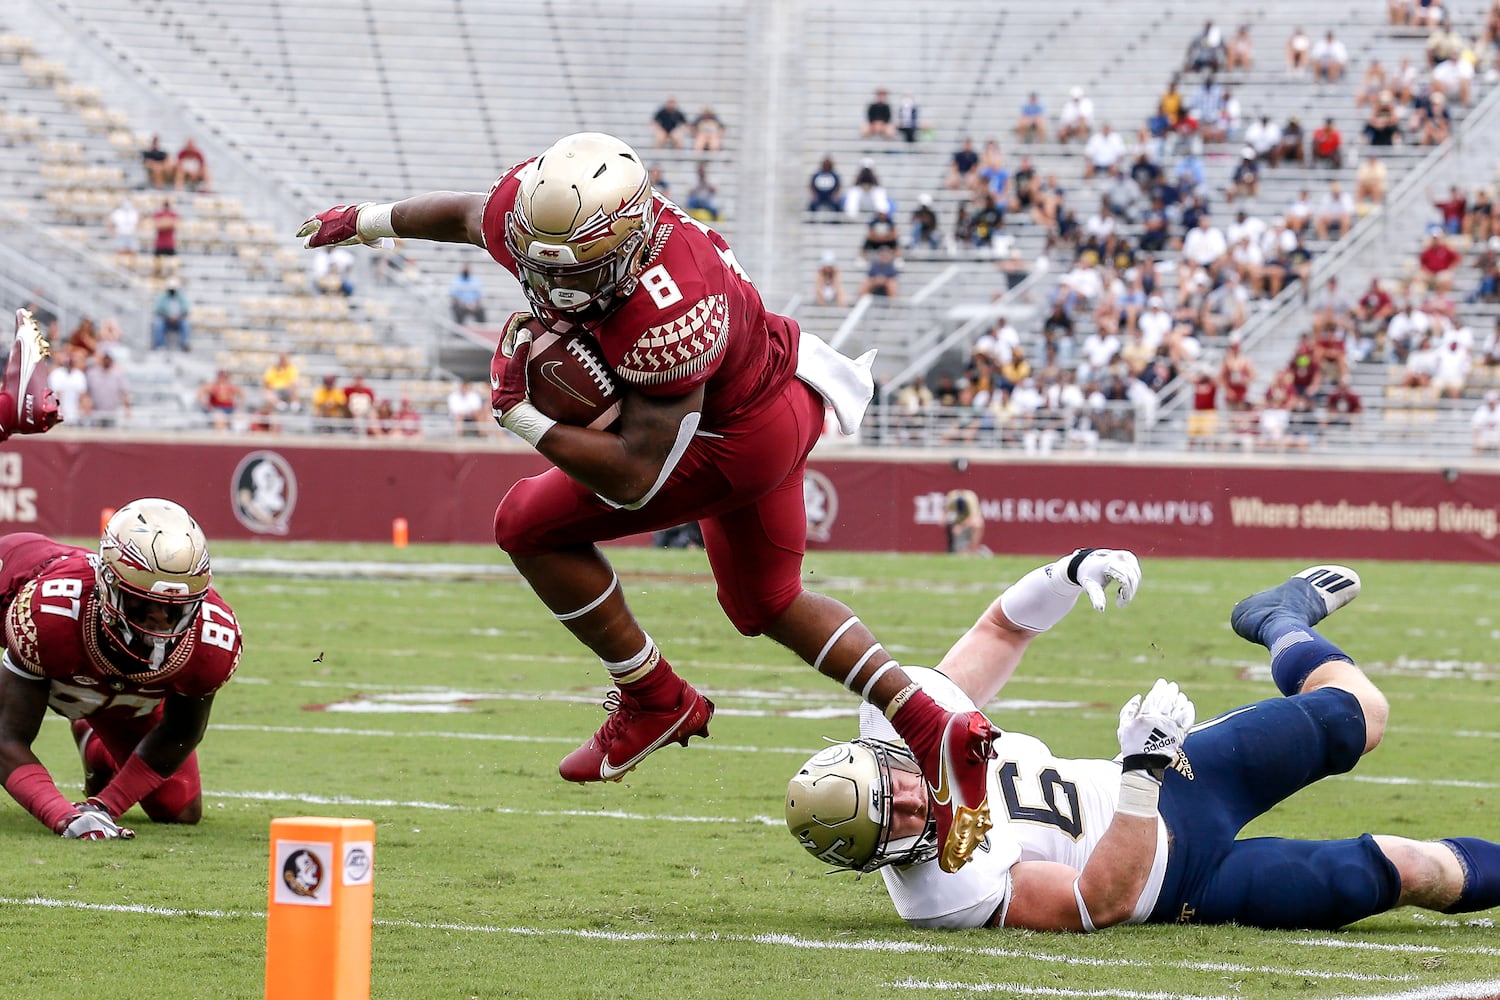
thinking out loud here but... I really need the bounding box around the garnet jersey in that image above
[480,160,800,430]
[859,668,1168,929]
[0,534,241,725]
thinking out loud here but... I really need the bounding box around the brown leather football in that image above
[524,322,623,430]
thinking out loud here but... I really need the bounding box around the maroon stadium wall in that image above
[3,437,1498,561]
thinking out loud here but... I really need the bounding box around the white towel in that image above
[796,332,876,436]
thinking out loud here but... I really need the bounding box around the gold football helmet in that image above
[504,131,657,322]
[97,498,211,669]
[785,739,937,872]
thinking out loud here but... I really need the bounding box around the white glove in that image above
[1116,678,1195,776]
[61,802,136,841]
[1066,548,1142,612]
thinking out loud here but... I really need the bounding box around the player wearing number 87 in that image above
[0,498,242,838]
[296,132,1002,865]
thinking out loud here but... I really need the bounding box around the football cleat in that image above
[1,309,61,438]
[558,682,714,783]
[1230,564,1362,646]
[917,710,998,874]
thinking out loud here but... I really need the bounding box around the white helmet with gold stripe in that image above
[96,497,211,669]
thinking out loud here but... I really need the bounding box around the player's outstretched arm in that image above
[298,192,487,249]
[1003,678,1192,932]
[937,548,1141,707]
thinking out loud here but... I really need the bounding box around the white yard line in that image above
[0,897,1425,982]
[888,982,1231,1000]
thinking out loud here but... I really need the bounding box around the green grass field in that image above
[2,543,1499,999]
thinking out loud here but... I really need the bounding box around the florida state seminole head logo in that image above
[804,469,839,543]
[231,451,297,535]
[282,849,323,898]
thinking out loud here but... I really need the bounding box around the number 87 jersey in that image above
[1,533,241,724]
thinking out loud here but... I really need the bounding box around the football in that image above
[524,322,623,431]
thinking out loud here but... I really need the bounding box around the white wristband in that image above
[356,202,398,241]
[998,561,1083,632]
[1116,770,1162,818]
[498,401,557,448]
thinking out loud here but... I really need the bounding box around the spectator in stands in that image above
[1186,20,1226,72]
[648,163,672,199]
[1404,333,1440,387]
[896,94,921,143]
[1416,91,1452,145]
[344,373,377,435]
[1473,391,1500,455]
[1244,115,1282,166]
[1180,212,1227,287]
[174,137,210,192]
[108,196,139,262]
[968,191,1006,253]
[1103,165,1143,222]
[1364,97,1404,147]
[843,159,891,218]
[1310,118,1343,168]
[1057,87,1094,143]
[1320,376,1362,436]
[45,351,88,426]
[652,97,689,148]
[1312,31,1348,82]
[1286,26,1312,76]
[1258,368,1296,449]
[1225,24,1254,70]
[686,161,721,222]
[198,369,242,431]
[1276,115,1306,166]
[1431,184,1468,235]
[1431,337,1473,400]
[150,285,191,352]
[1356,58,1389,108]
[858,246,901,299]
[1355,154,1389,209]
[1219,334,1257,431]
[151,199,178,278]
[908,195,942,253]
[448,266,485,325]
[861,88,896,140]
[1385,301,1430,363]
[1015,93,1047,142]
[395,397,423,437]
[812,251,848,307]
[1474,237,1500,303]
[1419,231,1462,284]
[312,245,356,296]
[65,317,99,362]
[141,135,175,189]
[1226,147,1260,202]
[691,107,726,152]
[807,156,842,213]
[447,381,486,437]
[860,211,901,261]
[1430,52,1474,106]
[944,138,980,189]
[1354,277,1397,342]
[1156,78,1185,136]
[1083,123,1126,179]
[1314,182,1355,241]
[1468,189,1496,243]
[1481,316,1500,366]
[95,318,128,365]
[311,374,349,430]
[262,352,301,412]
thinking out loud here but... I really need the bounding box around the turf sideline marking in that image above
[205,787,784,825]
[888,981,1229,1000]
[0,897,1419,982]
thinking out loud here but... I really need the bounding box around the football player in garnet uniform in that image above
[0,499,242,839]
[298,132,998,873]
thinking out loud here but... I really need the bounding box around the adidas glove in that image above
[1116,678,1195,777]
